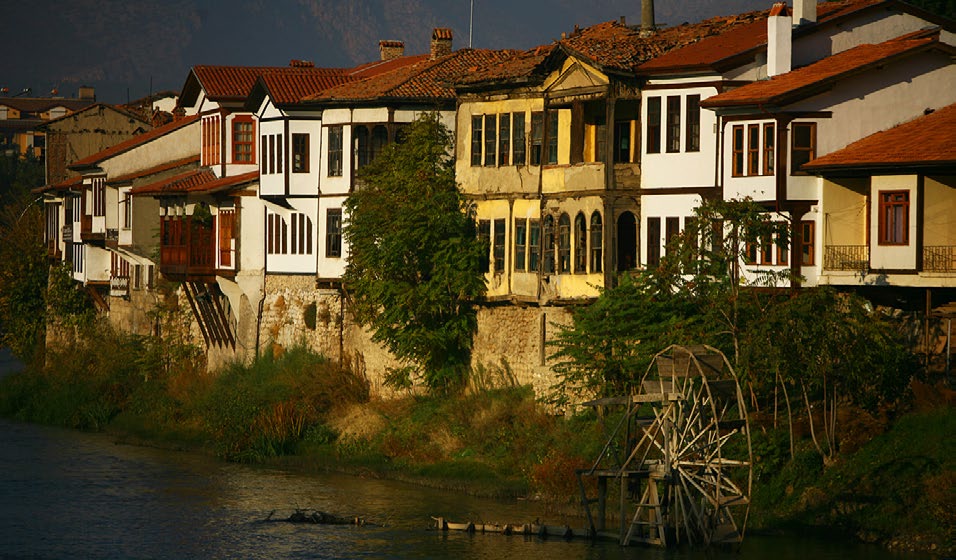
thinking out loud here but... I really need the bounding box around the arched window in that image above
[558,213,571,273]
[543,215,555,274]
[371,125,389,162]
[354,126,370,168]
[590,211,603,273]
[574,212,587,273]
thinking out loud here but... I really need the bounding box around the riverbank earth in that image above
[0,342,951,555]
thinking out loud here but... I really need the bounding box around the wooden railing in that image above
[923,246,956,272]
[824,245,869,271]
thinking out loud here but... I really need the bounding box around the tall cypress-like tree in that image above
[343,113,487,392]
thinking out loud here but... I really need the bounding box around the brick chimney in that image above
[77,85,95,101]
[794,0,818,26]
[431,28,453,59]
[767,2,792,77]
[379,40,405,61]
[641,0,655,37]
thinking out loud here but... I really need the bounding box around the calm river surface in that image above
[0,418,933,560]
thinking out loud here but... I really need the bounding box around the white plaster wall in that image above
[258,117,285,196]
[641,85,719,189]
[263,198,319,274]
[869,175,918,271]
[317,196,348,280]
[287,119,321,197]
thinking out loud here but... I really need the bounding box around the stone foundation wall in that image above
[108,289,161,336]
[101,273,575,401]
[471,304,573,397]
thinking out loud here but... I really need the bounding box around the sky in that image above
[2,0,772,105]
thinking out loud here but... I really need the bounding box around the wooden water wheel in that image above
[577,344,752,548]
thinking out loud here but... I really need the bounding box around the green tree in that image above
[343,113,486,393]
[0,153,47,362]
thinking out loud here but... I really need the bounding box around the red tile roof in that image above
[348,54,429,79]
[180,65,352,107]
[637,0,884,74]
[305,49,516,104]
[254,71,357,107]
[456,45,559,87]
[130,169,259,196]
[700,31,946,108]
[69,115,199,168]
[459,10,772,88]
[33,174,82,195]
[803,103,956,171]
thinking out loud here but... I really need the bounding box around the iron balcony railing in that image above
[824,245,869,271]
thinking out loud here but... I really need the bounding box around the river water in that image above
[0,418,932,560]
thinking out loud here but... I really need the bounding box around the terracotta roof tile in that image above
[130,169,217,195]
[637,0,883,73]
[131,169,259,196]
[191,65,349,102]
[700,31,944,108]
[306,49,516,103]
[70,115,199,168]
[456,45,558,86]
[348,54,431,79]
[256,72,357,106]
[804,103,956,170]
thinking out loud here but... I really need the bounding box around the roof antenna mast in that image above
[469,0,474,48]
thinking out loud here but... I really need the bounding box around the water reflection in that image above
[0,419,930,560]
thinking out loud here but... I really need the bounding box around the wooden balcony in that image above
[824,245,869,272]
[160,216,217,281]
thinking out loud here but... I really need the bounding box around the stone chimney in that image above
[78,85,95,101]
[641,0,656,37]
[431,28,453,59]
[767,2,792,77]
[379,40,405,61]
[794,0,817,26]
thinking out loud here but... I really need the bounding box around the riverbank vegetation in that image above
[0,321,950,554]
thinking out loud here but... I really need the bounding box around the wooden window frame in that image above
[327,126,343,177]
[325,208,342,258]
[484,114,497,166]
[801,220,815,265]
[574,212,587,273]
[685,95,701,152]
[530,112,544,166]
[514,217,527,271]
[763,123,775,176]
[646,96,661,154]
[590,211,603,273]
[878,191,909,246]
[557,213,571,273]
[471,115,482,166]
[292,133,309,173]
[498,113,510,166]
[665,95,681,153]
[231,115,255,164]
[546,111,559,165]
[512,112,526,166]
[646,217,662,266]
[493,218,506,273]
[747,124,760,176]
[790,122,816,174]
[732,125,744,177]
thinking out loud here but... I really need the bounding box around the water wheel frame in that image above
[577,344,753,548]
